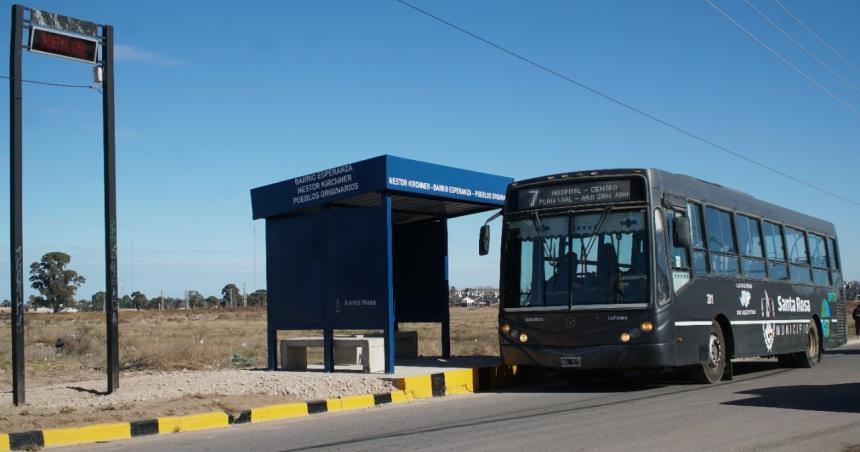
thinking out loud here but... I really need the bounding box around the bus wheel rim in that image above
[808,327,817,359]
[709,333,722,368]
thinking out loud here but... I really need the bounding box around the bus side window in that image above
[735,214,766,279]
[704,206,739,276]
[828,237,842,287]
[687,202,708,275]
[808,233,829,286]
[763,221,789,281]
[785,226,812,284]
[666,209,691,292]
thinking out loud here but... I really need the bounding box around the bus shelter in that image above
[251,155,512,373]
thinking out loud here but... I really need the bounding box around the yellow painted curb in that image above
[326,393,376,412]
[0,433,9,452]
[158,411,229,433]
[389,390,413,404]
[42,422,130,448]
[443,369,475,395]
[340,394,376,411]
[395,374,433,399]
[251,402,309,423]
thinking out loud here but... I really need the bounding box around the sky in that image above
[0,0,857,300]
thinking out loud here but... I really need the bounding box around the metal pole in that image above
[102,24,119,393]
[9,3,25,406]
[441,218,451,358]
[383,194,395,373]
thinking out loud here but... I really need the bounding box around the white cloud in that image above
[115,45,185,67]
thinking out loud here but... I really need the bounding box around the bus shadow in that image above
[731,360,780,376]
[723,383,860,414]
[503,360,782,394]
[825,348,860,355]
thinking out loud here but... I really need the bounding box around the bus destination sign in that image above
[517,179,639,209]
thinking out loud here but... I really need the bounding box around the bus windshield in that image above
[504,208,649,308]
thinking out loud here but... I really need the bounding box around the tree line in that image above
[0,251,266,312]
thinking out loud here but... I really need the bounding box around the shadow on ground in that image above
[66,386,109,396]
[724,382,860,414]
[495,359,783,395]
[826,348,860,355]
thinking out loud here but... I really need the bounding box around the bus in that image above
[479,169,846,383]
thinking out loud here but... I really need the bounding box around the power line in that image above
[773,0,860,78]
[703,0,860,118]
[0,75,97,90]
[744,0,860,94]
[394,0,860,207]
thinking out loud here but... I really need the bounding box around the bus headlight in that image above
[501,324,511,334]
[620,332,631,343]
[641,321,654,333]
[519,333,529,343]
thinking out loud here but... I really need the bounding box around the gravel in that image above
[0,370,398,410]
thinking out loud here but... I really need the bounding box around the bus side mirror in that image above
[479,225,491,256]
[674,216,692,248]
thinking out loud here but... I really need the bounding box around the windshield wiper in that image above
[570,206,613,307]
[582,206,613,262]
[531,212,550,303]
[532,211,554,263]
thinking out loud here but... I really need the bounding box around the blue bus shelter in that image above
[251,155,512,373]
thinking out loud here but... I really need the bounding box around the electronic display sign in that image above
[516,179,644,210]
[29,27,98,64]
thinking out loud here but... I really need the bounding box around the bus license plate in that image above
[561,356,581,368]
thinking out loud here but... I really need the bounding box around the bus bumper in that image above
[500,341,676,369]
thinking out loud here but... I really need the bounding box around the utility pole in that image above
[9,4,25,406]
[129,238,134,294]
[252,222,257,291]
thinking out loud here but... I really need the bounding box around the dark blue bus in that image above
[480,169,846,383]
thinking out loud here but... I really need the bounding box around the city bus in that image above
[479,169,846,383]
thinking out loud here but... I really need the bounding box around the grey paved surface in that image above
[61,344,860,452]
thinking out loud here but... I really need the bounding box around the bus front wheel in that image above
[691,321,726,384]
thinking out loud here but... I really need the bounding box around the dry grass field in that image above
[0,306,498,432]
[0,306,499,391]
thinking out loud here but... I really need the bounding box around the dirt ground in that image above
[0,370,396,432]
[0,306,498,432]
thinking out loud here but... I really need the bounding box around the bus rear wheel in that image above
[691,321,726,384]
[795,320,821,368]
[776,320,820,368]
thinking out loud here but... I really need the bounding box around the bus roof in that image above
[511,168,836,236]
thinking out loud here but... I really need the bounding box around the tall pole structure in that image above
[102,23,119,394]
[9,4,25,406]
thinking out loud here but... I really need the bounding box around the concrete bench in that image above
[365,331,418,359]
[280,336,385,373]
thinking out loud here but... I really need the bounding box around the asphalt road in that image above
[64,344,860,452]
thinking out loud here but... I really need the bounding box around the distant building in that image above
[459,297,476,307]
